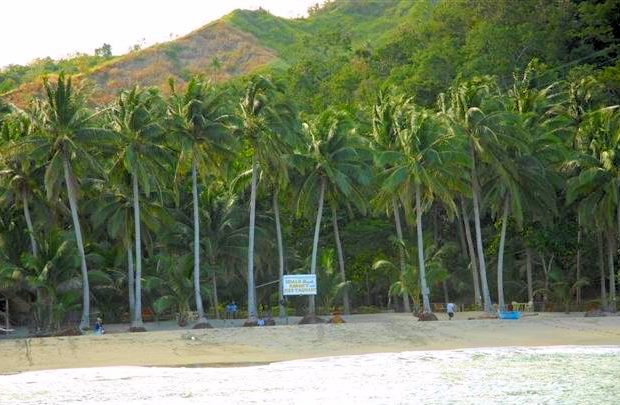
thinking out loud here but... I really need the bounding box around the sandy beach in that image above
[1,312,619,374]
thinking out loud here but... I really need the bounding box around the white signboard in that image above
[283,274,317,296]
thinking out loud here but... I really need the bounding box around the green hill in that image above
[2,0,619,108]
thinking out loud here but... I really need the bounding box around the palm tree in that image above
[23,73,111,330]
[370,90,414,312]
[201,189,247,319]
[0,113,40,258]
[379,105,466,314]
[373,240,451,312]
[234,76,292,321]
[109,86,167,330]
[167,77,231,327]
[487,72,560,309]
[87,179,167,325]
[441,77,501,313]
[295,110,370,316]
[567,106,620,312]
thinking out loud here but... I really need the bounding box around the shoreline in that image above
[1,312,619,374]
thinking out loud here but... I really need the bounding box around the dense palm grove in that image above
[1,0,619,332]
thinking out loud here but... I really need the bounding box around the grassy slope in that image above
[2,0,418,106]
[224,0,415,61]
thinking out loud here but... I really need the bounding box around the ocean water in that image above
[1,346,619,404]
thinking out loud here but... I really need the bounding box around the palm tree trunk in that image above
[470,145,492,313]
[192,159,206,323]
[131,171,144,328]
[62,155,90,330]
[497,196,510,310]
[432,207,449,304]
[526,247,533,303]
[598,232,607,307]
[309,178,326,316]
[576,215,582,306]
[127,245,135,323]
[415,183,431,313]
[392,198,411,312]
[212,272,220,319]
[247,155,258,320]
[22,192,37,257]
[461,198,481,307]
[607,230,617,312]
[331,202,350,315]
[456,214,468,262]
[273,189,286,319]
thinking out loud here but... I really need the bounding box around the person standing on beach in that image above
[94,317,105,335]
[446,303,455,320]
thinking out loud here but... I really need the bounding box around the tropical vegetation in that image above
[0,0,619,332]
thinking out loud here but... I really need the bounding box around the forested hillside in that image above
[1,0,619,332]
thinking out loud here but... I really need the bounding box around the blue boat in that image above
[498,311,521,320]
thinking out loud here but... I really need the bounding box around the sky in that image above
[0,0,324,68]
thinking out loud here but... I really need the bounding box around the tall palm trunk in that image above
[415,183,431,313]
[470,144,492,312]
[22,192,37,257]
[525,247,533,303]
[496,196,510,310]
[331,202,350,315]
[576,215,582,305]
[62,155,90,330]
[247,155,258,320]
[131,171,144,328]
[212,271,220,319]
[23,191,44,330]
[191,159,206,323]
[461,198,481,306]
[598,232,607,306]
[127,245,135,322]
[392,198,411,312]
[433,207,449,304]
[607,231,617,312]
[273,189,286,319]
[309,178,326,316]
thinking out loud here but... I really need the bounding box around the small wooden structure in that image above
[0,294,13,333]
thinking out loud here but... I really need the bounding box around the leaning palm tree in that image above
[379,106,466,314]
[233,75,292,321]
[167,77,232,327]
[23,73,111,330]
[108,86,168,330]
[294,110,370,317]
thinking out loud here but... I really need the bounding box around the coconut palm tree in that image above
[108,86,168,330]
[200,188,247,319]
[378,105,466,314]
[441,77,502,313]
[0,113,40,258]
[487,72,561,309]
[86,177,169,324]
[294,110,370,316]
[567,106,620,311]
[22,73,112,330]
[373,239,451,313]
[370,90,414,312]
[167,77,232,327]
[234,75,293,321]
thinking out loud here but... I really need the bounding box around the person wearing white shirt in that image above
[446,303,456,320]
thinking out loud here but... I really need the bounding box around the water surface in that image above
[1,346,618,404]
